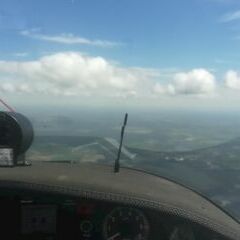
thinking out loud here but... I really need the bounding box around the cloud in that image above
[220,10,240,22]
[0,52,154,98]
[12,52,28,57]
[225,70,240,90]
[153,69,216,96]
[20,30,120,47]
[0,82,32,94]
[152,83,175,95]
[0,83,16,93]
[0,52,220,101]
[171,69,216,94]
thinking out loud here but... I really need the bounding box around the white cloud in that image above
[171,69,216,95]
[20,30,120,47]
[0,83,16,93]
[152,83,175,95]
[12,52,28,57]
[0,82,32,94]
[17,83,32,93]
[0,52,154,98]
[220,10,240,22]
[3,53,240,109]
[153,83,167,94]
[225,70,240,90]
[0,53,221,103]
[153,69,216,96]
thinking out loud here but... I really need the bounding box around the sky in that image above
[1,0,240,110]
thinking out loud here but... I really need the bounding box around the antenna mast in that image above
[114,113,128,173]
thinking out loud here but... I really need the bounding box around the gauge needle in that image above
[108,232,120,240]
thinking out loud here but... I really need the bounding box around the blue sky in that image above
[0,0,239,69]
[1,0,240,109]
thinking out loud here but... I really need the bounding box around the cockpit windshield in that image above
[1,0,240,221]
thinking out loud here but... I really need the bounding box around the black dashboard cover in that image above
[0,162,239,239]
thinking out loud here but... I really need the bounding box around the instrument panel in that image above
[0,192,228,240]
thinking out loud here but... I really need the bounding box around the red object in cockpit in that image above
[77,203,95,216]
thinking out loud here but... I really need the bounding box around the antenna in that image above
[114,113,128,173]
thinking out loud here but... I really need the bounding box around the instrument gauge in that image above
[103,207,149,240]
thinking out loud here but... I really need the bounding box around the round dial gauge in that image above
[103,207,149,240]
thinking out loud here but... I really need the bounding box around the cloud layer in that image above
[20,30,120,47]
[220,10,240,22]
[0,52,238,102]
[0,52,155,98]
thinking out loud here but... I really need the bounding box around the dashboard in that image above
[0,162,238,240]
[0,191,231,240]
